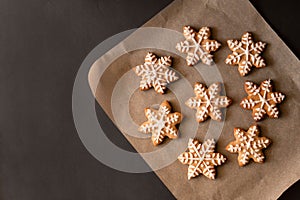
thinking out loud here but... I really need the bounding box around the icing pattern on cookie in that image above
[139,101,182,146]
[133,52,179,94]
[240,79,285,121]
[226,125,271,166]
[185,82,232,122]
[176,26,221,66]
[225,32,267,76]
[178,138,226,180]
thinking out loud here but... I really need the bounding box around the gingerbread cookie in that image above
[226,125,271,166]
[186,82,232,122]
[178,138,226,180]
[139,101,182,146]
[176,26,221,66]
[225,32,267,76]
[240,79,285,121]
[133,52,179,94]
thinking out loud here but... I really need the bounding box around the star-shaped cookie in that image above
[133,52,179,94]
[139,101,182,146]
[225,32,267,76]
[176,26,221,66]
[186,82,232,122]
[178,138,226,180]
[240,79,285,121]
[226,125,271,166]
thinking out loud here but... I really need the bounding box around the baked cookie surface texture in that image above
[176,26,221,66]
[240,79,285,121]
[178,138,226,180]
[139,101,182,146]
[186,82,232,122]
[226,125,271,166]
[225,32,267,76]
[133,52,179,94]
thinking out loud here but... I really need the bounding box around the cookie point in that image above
[234,127,242,132]
[265,139,270,144]
[226,40,233,45]
[243,32,252,36]
[177,154,183,161]
[266,78,272,83]
[162,100,169,104]
[239,162,245,167]
[244,80,252,86]
[152,141,159,146]
[251,124,259,128]
[188,138,194,144]
[187,62,193,66]
[185,99,191,106]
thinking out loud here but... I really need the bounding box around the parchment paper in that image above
[88,0,300,199]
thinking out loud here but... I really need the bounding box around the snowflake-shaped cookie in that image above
[225,32,267,76]
[226,125,271,166]
[240,79,285,121]
[133,52,179,94]
[186,82,232,122]
[178,138,226,180]
[176,26,221,66]
[139,101,182,146]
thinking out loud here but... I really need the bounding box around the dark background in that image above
[0,0,298,199]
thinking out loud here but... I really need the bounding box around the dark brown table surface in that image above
[0,0,298,199]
